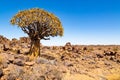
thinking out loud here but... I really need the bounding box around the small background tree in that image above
[10,8,64,57]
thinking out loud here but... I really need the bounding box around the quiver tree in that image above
[10,8,64,57]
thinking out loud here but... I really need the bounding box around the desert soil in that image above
[0,35,120,80]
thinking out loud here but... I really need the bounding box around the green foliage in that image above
[10,8,64,39]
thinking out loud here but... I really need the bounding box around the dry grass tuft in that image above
[106,74,120,80]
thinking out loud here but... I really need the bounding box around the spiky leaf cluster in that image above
[10,8,63,39]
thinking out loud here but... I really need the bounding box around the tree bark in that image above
[30,39,40,57]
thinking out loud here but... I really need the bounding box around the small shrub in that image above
[113,47,119,52]
[83,47,87,51]
[98,47,102,50]
[89,48,94,52]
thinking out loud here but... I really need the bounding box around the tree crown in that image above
[10,8,63,39]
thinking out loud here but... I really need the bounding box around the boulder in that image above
[19,37,30,43]
[8,55,14,63]
[0,68,3,77]
[0,44,3,49]
[96,53,104,58]
[3,44,10,51]
[3,64,24,80]
[104,51,117,56]
[10,38,19,47]
[35,57,49,64]
[13,59,24,66]
[72,46,80,53]
[65,42,71,46]
[63,42,72,51]
[0,35,10,44]
[83,47,87,51]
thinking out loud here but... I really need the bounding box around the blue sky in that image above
[0,0,120,45]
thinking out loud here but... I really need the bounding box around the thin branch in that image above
[43,37,50,40]
[41,28,50,36]
[21,27,29,34]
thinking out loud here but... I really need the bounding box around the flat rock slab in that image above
[13,59,24,66]
[25,62,35,66]
[62,73,95,80]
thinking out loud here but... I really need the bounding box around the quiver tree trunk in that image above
[30,38,40,57]
[10,8,64,59]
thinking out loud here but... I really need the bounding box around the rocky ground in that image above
[0,35,120,80]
